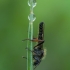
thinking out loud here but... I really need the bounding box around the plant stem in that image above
[27,0,36,70]
[27,0,34,70]
[27,22,33,70]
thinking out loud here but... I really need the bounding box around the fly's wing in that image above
[38,22,44,48]
[33,22,44,48]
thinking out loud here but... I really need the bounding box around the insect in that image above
[22,22,46,69]
[32,22,45,69]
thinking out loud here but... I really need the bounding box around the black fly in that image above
[22,22,46,69]
[33,22,45,69]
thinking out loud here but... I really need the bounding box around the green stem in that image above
[27,0,36,70]
[27,0,34,70]
[27,22,33,70]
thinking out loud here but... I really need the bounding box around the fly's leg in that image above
[22,38,44,42]
[22,39,32,41]
[22,56,27,59]
[34,40,44,48]
[33,61,41,70]
[25,47,33,52]
[34,65,39,70]
[22,38,36,41]
[25,48,38,56]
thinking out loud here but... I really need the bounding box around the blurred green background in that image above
[0,0,70,70]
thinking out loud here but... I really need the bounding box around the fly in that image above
[22,22,46,70]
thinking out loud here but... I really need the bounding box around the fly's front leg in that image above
[22,39,32,41]
[22,38,44,42]
[22,38,35,42]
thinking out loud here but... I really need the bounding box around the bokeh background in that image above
[0,0,70,70]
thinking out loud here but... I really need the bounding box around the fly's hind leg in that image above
[33,61,41,70]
